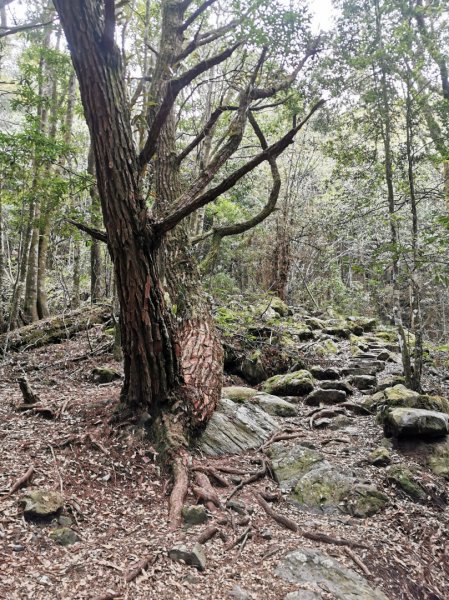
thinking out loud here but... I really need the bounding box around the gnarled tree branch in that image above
[67,219,108,243]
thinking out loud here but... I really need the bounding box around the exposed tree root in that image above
[302,530,369,549]
[192,466,230,487]
[255,493,298,531]
[168,450,190,530]
[16,404,55,419]
[260,430,306,450]
[227,460,267,501]
[192,472,221,510]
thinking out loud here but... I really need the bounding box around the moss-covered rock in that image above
[368,447,391,467]
[387,466,426,500]
[20,490,64,518]
[269,296,290,317]
[92,366,122,384]
[428,441,449,480]
[267,443,324,490]
[363,384,449,414]
[49,527,79,546]
[344,485,388,517]
[314,339,339,356]
[182,505,209,525]
[291,466,352,511]
[262,370,314,396]
[221,386,258,402]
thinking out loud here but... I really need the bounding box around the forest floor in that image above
[0,324,448,600]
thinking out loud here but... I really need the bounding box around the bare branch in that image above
[156,99,325,234]
[176,20,239,63]
[180,0,219,33]
[138,42,241,168]
[67,219,108,243]
[250,43,321,100]
[195,112,281,273]
[0,19,55,38]
[177,105,228,164]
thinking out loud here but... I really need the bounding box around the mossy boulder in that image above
[269,296,290,317]
[221,386,258,403]
[267,442,324,490]
[344,485,388,517]
[428,441,449,480]
[92,366,122,384]
[368,447,391,467]
[262,370,314,396]
[387,466,426,500]
[253,393,297,417]
[291,466,353,512]
[20,490,64,518]
[314,339,339,356]
[49,527,79,546]
[382,407,449,439]
[363,384,449,414]
[182,505,209,526]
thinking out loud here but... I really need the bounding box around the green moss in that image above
[268,444,324,487]
[315,339,339,356]
[345,485,388,517]
[387,466,426,500]
[368,447,391,467]
[428,442,449,480]
[221,386,258,403]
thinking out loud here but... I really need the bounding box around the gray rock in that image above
[168,543,206,571]
[350,375,377,390]
[57,515,73,527]
[253,393,297,417]
[182,505,208,525]
[383,407,449,439]
[387,466,426,500]
[305,388,346,406]
[20,490,64,518]
[276,548,388,600]
[199,398,278,455]
[310,366,340,381]
[49,527,79,546]
[375,375,405,392]
[320,380,354,394]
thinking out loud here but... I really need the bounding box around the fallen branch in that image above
[260,431,306,450]
[227,461,267,501]
[125,555,155,583]
[344,546,372,576]
[16,404,55,419]
[225,526,252,551]
[196,525,219,544]
[4,465,34,498]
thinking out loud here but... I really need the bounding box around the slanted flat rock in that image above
[275,548,388,600]
[363,385,449,414]
[350,375,377,391]
[320,380,354,394]
[199,398,278,455]
[387,466,426,500]
[20,490,64,518]
[49,527,79,546]
[253,393,297,417]
[284,591,322,600]
[383,407,449,439]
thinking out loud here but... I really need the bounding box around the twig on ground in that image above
[49,445,64,495]
[255,493,298,532]
[3,465,34,498]
[125,556,155,583]
[225,526,252,551]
